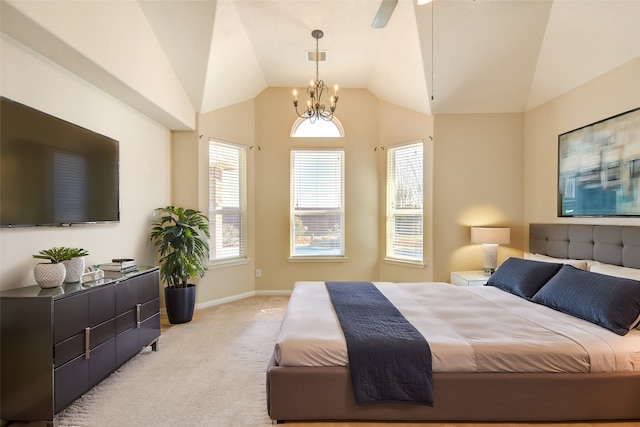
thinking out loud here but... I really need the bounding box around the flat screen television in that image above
[1,97,120,227]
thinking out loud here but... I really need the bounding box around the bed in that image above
[266,224,640,422]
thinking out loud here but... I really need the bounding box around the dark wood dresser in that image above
[1,266,161,426]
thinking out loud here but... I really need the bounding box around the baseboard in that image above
[159,289,292,315]
[196,291,257,310]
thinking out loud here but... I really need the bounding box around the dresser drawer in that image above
[54,293,88,344]
[116,280,137,316]
[138,271,159,303]
[54,318,116,368]
[89,284,115,326]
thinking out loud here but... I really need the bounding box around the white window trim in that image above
[288,256,348,263]
[208,139,247,263]
[290,116,345,138]
[207,257,249,269]
[290,148,345,259]
[383,258,425,268]
[385,141,424,265]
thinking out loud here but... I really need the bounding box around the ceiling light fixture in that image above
[292,29,339,123]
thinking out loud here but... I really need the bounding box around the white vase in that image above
[34,263,66,289]
[63,257,85,283]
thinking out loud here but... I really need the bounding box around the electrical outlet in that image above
[255,269,262,278]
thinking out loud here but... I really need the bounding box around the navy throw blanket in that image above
[325,281,433,406]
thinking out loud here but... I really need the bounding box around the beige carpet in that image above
[56,296,288,427]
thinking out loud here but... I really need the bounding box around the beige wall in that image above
[432,113,525,281]
[523,57,640,241]
[0,35,172,290]
[4,30,636,302]
[151,57,640,303]
[170,100,257,306]
[377,101,435,282]
[185,89,527,298]
[254,88,382,291]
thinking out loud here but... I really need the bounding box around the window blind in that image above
[386,142,423,263]
[290,149,344,257]
[209,140,247,261]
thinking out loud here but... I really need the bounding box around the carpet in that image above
[56,296,288,427]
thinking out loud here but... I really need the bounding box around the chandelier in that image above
[292,29,339,123]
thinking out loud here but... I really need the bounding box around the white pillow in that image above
[523,253,588,270]
[586,260,601,270]
[588,263,640,281]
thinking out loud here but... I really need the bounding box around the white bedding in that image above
[274,281,640,373]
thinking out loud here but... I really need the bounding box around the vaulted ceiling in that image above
[137,0,640,115]
[2,0,639,130]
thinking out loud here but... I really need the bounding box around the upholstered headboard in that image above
[529,224,640,269]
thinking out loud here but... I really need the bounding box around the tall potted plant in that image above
[149,205,210,324]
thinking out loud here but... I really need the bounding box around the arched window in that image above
[291,116,345,138]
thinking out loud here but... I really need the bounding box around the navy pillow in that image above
[532,265,640,336]
[486,257,562,299]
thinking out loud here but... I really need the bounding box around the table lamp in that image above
[470,227,511,276]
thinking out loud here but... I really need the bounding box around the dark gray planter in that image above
[164,284,196,324]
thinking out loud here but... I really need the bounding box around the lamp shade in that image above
[470,227,510,245]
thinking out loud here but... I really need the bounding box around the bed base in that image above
[266,354,640,422]
[267,223,640,422]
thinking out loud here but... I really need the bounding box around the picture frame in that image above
[558,107,640,217]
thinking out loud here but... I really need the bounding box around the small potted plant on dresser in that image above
[32,247,89,288]
[149,205,210,324]
[62,247,90,283]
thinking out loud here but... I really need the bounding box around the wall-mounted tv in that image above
[1,97,120,227]
[558,107,640,217]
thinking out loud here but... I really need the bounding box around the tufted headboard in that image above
[529,224,640,269]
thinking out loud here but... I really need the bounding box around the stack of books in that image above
[100,258,137,272]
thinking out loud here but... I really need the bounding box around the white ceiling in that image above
[138,0,640,116]
[3,0,640,128]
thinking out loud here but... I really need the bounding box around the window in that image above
[291,116,345,138]
[290,149,345,258]
[386,142,423,263]
[209,140,247,262]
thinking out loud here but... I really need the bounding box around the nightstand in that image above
[450,270,489,287]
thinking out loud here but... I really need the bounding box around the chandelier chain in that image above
[292,29,339,123]
[315,34,319,83]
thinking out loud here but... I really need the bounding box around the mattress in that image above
[274,281,640,373]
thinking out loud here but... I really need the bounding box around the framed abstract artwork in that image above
[558,107,640,217]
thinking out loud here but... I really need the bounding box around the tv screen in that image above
[1,97,120,227]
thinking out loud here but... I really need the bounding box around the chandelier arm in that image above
[293,100,314,120]
[315,80,326,104]
[306,85,316,100]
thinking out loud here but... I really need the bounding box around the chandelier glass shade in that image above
[293,29,339,123]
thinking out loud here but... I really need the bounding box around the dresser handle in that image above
[136,303,141,328]
[84,327,91,360]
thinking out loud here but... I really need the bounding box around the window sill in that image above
[207,258,249,269]
[288,256,348,263]
[383,258,425,268]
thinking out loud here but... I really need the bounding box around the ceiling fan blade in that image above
[371,0,398,29]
